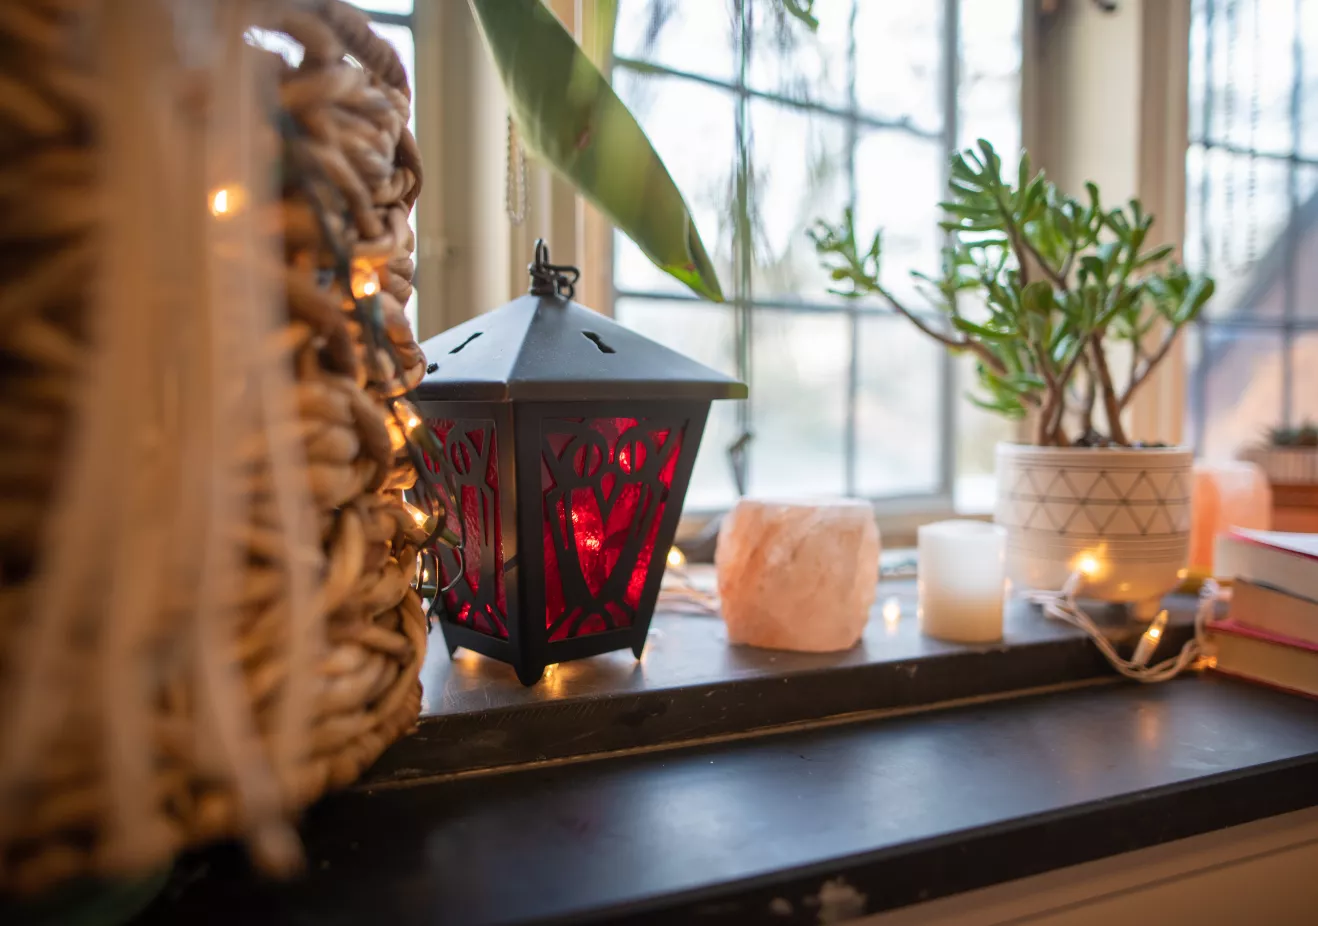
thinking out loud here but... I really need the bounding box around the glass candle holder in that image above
[918,520,1007,643]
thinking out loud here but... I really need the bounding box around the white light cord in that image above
[1028,573,1224,683]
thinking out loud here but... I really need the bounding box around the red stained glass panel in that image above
[540,417,685,641]
[427,418,508,639]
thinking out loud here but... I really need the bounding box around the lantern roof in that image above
[416,292,748,403]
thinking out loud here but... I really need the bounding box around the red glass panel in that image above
[426,418,508,639]
[541,417,685,641]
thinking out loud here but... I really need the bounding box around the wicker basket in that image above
[0,0,428,893]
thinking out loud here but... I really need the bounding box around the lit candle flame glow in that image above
[666,546,686,568]
[882,596,901,626]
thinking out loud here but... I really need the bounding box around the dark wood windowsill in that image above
[129,584,1318,926]
[364,577,1201,786]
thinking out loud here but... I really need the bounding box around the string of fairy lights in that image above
[208,108,466,622]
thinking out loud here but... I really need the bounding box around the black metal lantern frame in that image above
[415,243,744,685]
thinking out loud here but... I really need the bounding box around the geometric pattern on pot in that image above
[997,466,1192,538]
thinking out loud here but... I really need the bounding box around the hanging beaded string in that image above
[1222,0,1239,272]
[506,113,527,227]
[1028,570,1225,682]
[277,110,468,617]
[1246,0,1262,265]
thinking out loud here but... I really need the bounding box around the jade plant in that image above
[811,140,1215,447]
[1268,421,1318,447]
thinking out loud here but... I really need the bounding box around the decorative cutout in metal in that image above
[428,418,509,639]
[540,417,685,642]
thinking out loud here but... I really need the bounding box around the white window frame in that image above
[413,0,1195,542]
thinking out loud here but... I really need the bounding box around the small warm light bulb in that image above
[1076,554,1101,578]
[882,596,901,626]
[395,400,423,437]
[1132,609,1170,668]
[209,185,245,217]
[404,501,430,530]
[350,259,380,300]
[666,546,686,569]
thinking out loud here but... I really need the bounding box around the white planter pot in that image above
[1238,446,1318,485]
[994,443,1193,616]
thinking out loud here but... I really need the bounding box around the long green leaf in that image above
[470,0,723,301]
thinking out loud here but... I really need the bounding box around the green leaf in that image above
[1020,280,1055,315]
[1176,276,1215,324]
[968,392,1028,419]
[470,0,723,301]
[781,0,820,30]
[1135,243,1175,268]
[952,316,1013,341]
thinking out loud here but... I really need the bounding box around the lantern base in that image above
[515,663,546,687]
[437,619,652,687]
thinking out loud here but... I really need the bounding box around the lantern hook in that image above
[528,239,580,300]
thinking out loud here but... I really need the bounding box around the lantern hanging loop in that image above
[528,239,580,299]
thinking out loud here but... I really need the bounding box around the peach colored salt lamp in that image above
[716,498,880,652]
[1190,461,1272,573]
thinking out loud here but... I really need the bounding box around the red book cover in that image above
[1206,618,1318,700]
[1209,617,1318,653]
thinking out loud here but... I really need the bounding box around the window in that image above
[1185,0,1318,458]
[609,0,1022,513]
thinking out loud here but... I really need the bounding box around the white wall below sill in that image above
[860,806,1318,925]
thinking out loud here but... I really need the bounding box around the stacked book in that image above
[1209,529,1318,698]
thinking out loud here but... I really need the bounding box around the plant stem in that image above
[1089,333,1128,445]
[1079,354,1097,435]
[867,280,1010,377]
[1119,323,1181,412]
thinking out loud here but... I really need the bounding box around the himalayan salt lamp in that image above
[716,498,880,652]
[1190,461,1272,573]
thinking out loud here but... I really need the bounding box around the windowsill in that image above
[362,574,1203,786]
[136,628,1318,926]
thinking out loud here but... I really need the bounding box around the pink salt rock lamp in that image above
[716,498,880,652]
[1190,461,1272,573]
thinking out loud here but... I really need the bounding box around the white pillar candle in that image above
[917,520,1007,643]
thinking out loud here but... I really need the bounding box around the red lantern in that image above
[415,244,745,684]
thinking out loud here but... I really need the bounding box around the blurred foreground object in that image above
[0,0,427,894]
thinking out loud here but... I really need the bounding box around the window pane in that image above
[1302,1,1318,158]
[854,314,941,497]
[955,352,1017,513]
[614,298,740,510]
[613,71,736,295]
[614,0,736,83]
[746,0,852,109]
[958,0,1021,157]
[853,130,943,308]
[1193,327,1284,459]
[747,100,850,300]
[748,310,848,496]
[1209,0,1295,153]
[1186,145,1290,319]
[854,2,942,136]
[1294,331,1318,423]
[350,0,413,13]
